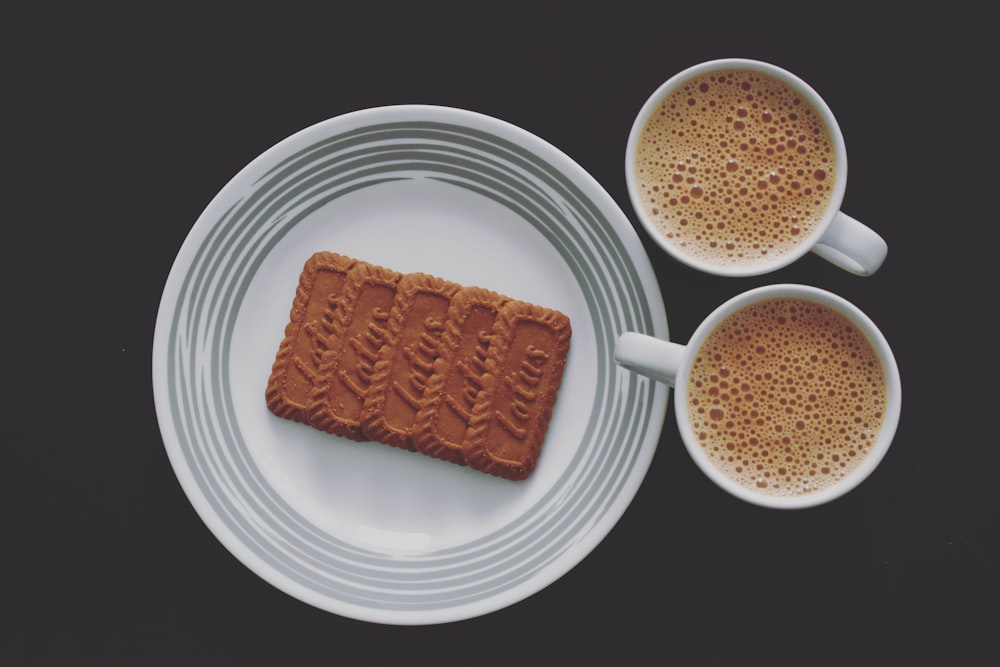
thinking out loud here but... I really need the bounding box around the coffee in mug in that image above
[626,59,887,277]
[686,295,887,497]
[615,284,901,508]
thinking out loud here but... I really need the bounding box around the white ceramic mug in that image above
[615,284,901,508]
[626,58,887,277]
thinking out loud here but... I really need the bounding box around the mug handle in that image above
[812,211,888,276]
[614,332,685,386]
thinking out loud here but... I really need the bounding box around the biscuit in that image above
[361,272,461,450]
[411,286,509,467]
[264,252,358,424]
[266,251,572,481]
[307,261,402,440]
[462,300,571,480]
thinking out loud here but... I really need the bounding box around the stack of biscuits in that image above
[265,252,572,481]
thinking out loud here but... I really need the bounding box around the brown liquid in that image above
[686,298,886,497]
[634,68,837,269]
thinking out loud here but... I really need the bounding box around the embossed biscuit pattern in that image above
[410,286,508,466]
[463,301,572,480]
[265,252,358,424]
[361,272,462,451]
[307,262,402,440]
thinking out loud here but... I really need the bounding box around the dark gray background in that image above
[7,2,992,664]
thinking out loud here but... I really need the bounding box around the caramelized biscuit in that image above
[266,252,572,481]
[411,286,508,466]
[264,252,358,424]
[462,300,571,480]
[361,272,461,450]
[307,261,402,440]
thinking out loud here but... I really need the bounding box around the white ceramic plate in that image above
[152,105,669,625]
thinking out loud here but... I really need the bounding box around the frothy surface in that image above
[634,68,837,269]
[686,298,886,497]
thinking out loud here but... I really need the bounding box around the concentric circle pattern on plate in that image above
[154,106,667,624]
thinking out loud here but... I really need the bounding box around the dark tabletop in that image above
[8,2,994,664]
